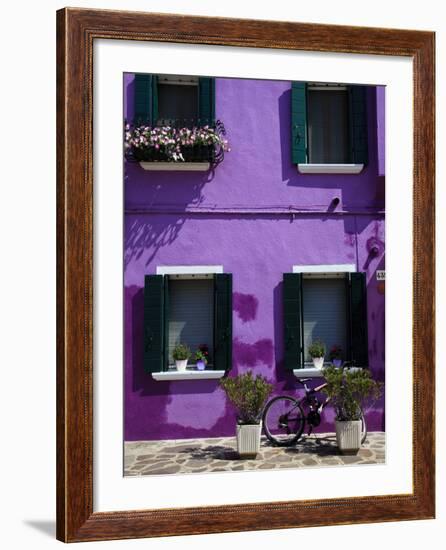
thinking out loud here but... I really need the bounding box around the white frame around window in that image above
[293,264,356,277]
[156,265,223,278]
[157,74,199,86]
[292,264,356,378]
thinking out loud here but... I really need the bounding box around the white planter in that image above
[139,161,210,172]
[335,420,362,455]
[236,421,262,458]
[312,356,324,370]
[175,359,188,371]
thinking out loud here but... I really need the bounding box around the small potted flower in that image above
[308,339,326,369]
[194,344,209,371]
[220,371,273,458]
[172,344,191,372]
[329,345,343,368]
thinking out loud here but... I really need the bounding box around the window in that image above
[134,73,215,126]
[302,277,348,363]
[167,278,214,364]
[144,273,232,373]
[291,82,368,166]
[283,272,368,370]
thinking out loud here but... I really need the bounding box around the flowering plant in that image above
[194,344,210,364]
[124,123,230,162]
[329,345,343,361]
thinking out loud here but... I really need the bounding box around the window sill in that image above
[151,369,226,381]
[293,368,326,378]
[139,161,210,172]
[293,366,364,378]
[297,164,364,174]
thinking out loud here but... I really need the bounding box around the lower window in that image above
[283,271,368,370]
[302,277,348,364]
[144,273,232,373]
[167,278,215,366]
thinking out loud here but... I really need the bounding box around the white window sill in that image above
[293,368,326,378]
[139,161,210,172]
[293,366,364,378]
[151,369,226,381]
[297,164,364,174]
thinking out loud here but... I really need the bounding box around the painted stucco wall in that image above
[124,75,385,441]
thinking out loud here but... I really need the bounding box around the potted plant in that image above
[308,339,326,369]
[329,345,343,368]
[172,344,191,372]
[322,366,383,454]
[194,344,209,371]
[220,371,273,458]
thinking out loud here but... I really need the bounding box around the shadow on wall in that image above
[124,162,218,268]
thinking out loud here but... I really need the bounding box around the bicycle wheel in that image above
[360,412,367,444]
[263,395,305,446]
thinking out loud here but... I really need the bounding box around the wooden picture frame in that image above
[56,7,435,542]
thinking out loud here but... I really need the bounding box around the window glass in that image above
[302,277,347,363]
[307,89,350,163]
[157,83,198,124]
[167,279,214,364]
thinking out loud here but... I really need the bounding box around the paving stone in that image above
[358,449,374,458]
[124,432,385,476]
[144,465,182,475]
[339,455,363,464]
[302,458,318,466]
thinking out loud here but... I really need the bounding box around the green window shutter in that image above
[163,275,169,370]
[291,82,308,164]
[151,75,159,124]
[283,273,303,370]
[134,74,152,123]
[144,275,165,373]
[348,85,368,165]
[348,272,369,367]
[198,77,215,125]
[214,273,232,371]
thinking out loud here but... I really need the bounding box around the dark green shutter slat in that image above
[134,74,152,123]
[348,85,368,165]
[214,273,232,371]
[198,77,215,125]
[144,275,165,373]
[163,275,170,370]
[349,272,369,367]
[283,273,303,370]
[291,82,308,164]
[151,75,159,124]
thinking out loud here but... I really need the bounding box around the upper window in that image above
[307,87,350,163]
[291,82,369,166]
[144,273,232,373]
[133,73,215,126]
[157,75,199,124]
[283,271,368,370]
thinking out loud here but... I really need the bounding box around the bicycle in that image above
[262,370,367,447]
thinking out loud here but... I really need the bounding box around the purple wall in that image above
[124,75,386,441]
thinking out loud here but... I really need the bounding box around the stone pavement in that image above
[124,431,385,476]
